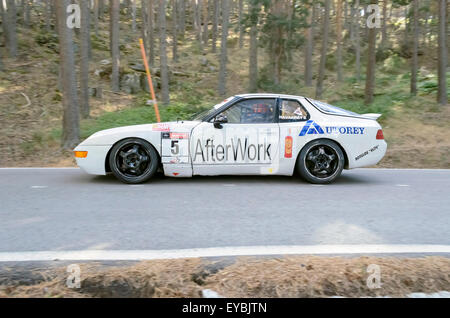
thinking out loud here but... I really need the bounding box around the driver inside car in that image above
[241,102,275,123]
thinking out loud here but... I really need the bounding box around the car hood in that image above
[78,121,201,146]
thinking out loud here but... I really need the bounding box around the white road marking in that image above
[396,184,410,187]
[0,245,449,262]
[31,186,48,189]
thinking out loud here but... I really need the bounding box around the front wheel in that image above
[296,140,345,184]
[109,138,159,184]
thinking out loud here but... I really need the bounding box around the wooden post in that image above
[139,38,161,123]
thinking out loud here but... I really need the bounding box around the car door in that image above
[190,98,280,176]
[276,98,311,175]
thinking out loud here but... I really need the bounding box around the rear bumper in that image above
[349,140,387,168]
[74,145,111,175]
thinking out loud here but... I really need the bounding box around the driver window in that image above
[219,99,276,124]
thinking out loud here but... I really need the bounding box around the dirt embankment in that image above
[1,256,449,298]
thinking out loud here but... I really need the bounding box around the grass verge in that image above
[1,256,449,298]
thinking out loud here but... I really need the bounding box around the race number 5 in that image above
[171,140,179,155]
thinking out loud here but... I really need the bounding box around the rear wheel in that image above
[297,140,345,184]
[109,138,159,184]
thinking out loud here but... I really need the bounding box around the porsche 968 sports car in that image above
[73,94,387,184]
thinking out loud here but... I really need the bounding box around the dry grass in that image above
[379,106,450,168]
[1,256,449,298]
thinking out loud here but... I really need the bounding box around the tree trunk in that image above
[148,0,156,67]
[271,0,284,85]
[99,0,104,19]
[218,0,230,97]
[195,0,203,51]
[80,0,90,118]
[249,0,259,92]
[365,0,378,105]
[315,0,330,99]
[286,0,296,66]
[23,0,30,27]
[172,0,178,62]
[131,0,137,31]
[6,0,17,58]
[305,1,316,86]
[381,0,388,48]
[354,0,361,81]
[111,0,120,92]
[437,0,447,105]
[0,0,8,48]
[159,0,170,104]
[238,0,243,48]
[93,0,99,36]
[179,0,185,38]
[211,0,219,53]
[45,0,52,31]
[336,0,343,82]
[202,0,208,46]
[403,5,409,47]
[141,0,148,56]
[410,0,419,96]
[56,0,80,149]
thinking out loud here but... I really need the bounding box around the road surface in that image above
[0,167,449,258]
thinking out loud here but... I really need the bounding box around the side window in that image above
[219,99,276,124]
[279,100,309,122]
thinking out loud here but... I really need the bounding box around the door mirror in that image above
[213,114,228,129]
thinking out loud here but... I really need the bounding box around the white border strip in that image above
[1,245,450,262]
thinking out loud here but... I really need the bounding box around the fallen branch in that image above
[103,90,129,96]
[20,93,31,107]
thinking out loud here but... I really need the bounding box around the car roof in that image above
[236,93,306,100]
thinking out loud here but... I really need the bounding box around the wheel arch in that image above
[294,138,349,173]
[104,137,161,173]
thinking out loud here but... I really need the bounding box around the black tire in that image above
[296,139,345,184]
[109,138,159,184]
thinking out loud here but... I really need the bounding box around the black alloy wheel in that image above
[109,138,159,184]
[297,139,345,184]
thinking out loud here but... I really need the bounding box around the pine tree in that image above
[110,0,120,92]
[437,0,447,105]
[315,0,330,99]
[159,0,170,104]
[365,0,378,105]
[218,0,230,96]
[410,0,419,96]
[80,0,90,118]
[56,0,80,149]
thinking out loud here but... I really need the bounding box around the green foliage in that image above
[257,65,302,94]
[77,97,210,140]
[90,34,108,51]
[333,95,396,120]
[419,81,438,94]
[325,54,337,72]
[35,31,58,52]
[381,55,408,75]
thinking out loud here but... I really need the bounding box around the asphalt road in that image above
[0,168,449,253]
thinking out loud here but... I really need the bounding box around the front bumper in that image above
[74,145,112,175]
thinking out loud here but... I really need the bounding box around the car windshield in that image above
[309,99,359,116]
[190,96,237,121]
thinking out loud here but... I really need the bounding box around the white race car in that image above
[74,94,387,184]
